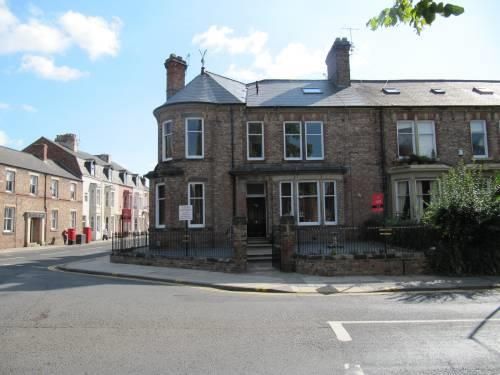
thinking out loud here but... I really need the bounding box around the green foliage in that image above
[367,0,465,34]
[423,162,500,274]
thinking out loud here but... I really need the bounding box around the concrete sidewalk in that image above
[0,240,111,255]
[55,256,500,295]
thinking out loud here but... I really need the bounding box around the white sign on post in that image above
[179,205,193,221]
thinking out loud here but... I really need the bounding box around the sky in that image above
[1,0,500,175]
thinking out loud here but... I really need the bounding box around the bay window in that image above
[323,181,337,224]
[415,180,436,219]
[156,183,166,228]
[396,180,411,219]
[185,118,204,159]
[188,182,205,228]
[162,120,173,161]
[279,182,293,216]
[297,181,320,225]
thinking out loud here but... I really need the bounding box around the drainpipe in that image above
[230,106,236,217]
[378,108,388,222]
[44,173,48,244]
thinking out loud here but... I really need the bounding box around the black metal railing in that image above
[148,228,234,258]
[112,232,149,254]
[296,225,437,256]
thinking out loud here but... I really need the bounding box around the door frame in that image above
[246,182,267,237]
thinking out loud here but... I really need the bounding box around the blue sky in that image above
[1,0,499,175]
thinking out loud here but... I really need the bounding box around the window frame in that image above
[70,183,77,201]
[50,178,59,199]
[70,210,77,228]
[3,206,15,233]
[296,181,320,226]
[395,180,411,218]
[415,179,436,220]
[283,121,303,161]
[155,183,166,228]
[246,121,265,160]
[304,121,324,160]
[188,182,205,228]
[5,170,15,193]
[470,120,489,158]
[397,120,437,159]
[279,181,294,217]
[322,181,338,225]
[185,117,204,159]
[29,174,38,196]
[162,120,173,161]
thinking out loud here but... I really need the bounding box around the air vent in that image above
[473,87,493,95]
[431,88,446,94]
[382,87,400,95]
[302,88,323,94]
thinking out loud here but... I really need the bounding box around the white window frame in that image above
[162,120,173,161]
[155,183,166,228]
[279,181,294,217]
[96,188,101,206]
[470,120,489,158]
[3,206,15,233]
[296,181,320,226]
[322,181,338,225]
[50,178,59,199]
[283,121,302,160]
[395,180,411,218]
[70,183,76,201]
[246,121,265,160]
[5,170,15,193]
[305,121,324,160]
[111,191,115,208]
[96,215,101,232]
[188,182,205,228]
[397,120,437,159]
[51,210,58,231]
[185,117,204,159]
[415,179,436,220]
[70,210,77,228]
[29,174,38,195]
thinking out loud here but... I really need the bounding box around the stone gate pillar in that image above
[279,216,296,272]
[232,216,247,272]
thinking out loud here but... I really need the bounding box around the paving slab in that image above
[55,256,500,295]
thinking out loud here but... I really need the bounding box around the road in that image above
[0,243,499,374]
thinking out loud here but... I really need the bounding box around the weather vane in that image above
[342,27,359,54]
[199,49,207,73]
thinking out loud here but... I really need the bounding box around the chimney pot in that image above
[165,54,187,100]
[325,37,351,87]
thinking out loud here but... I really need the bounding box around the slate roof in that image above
[0,145,80,180]
[156,71,500,109]
[164,71,246,106]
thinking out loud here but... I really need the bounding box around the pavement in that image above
[0,239,110,255]
[56,255,500,295]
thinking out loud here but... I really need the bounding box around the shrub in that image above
[423,163,500,274]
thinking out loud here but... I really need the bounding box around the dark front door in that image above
[247,197,266,237]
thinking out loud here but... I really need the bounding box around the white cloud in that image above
[193,25,327,81]
[21,55,86,81]
[21,104,36,112]
[59,11,122,60]
[0,102,9,110]
[0,130,23,148]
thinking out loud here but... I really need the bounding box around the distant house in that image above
[24,134,149,240]
[0,144,81,249]
[148,37,500,239]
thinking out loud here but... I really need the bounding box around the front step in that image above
[247,237,272,262]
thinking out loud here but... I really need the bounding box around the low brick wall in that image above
[110,254,246,273]
[295,253,428,276]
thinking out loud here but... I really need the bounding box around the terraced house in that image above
[148,37,500,239]
[0,144,82,249]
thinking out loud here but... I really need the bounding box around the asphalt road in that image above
[0,243,499,375]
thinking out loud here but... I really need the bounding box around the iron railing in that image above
[296,225,437,256]
[112,232,148,254]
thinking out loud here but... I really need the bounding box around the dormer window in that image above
[86,160,96,176]
[473,87,493,95]
[104,167,112,181]
[382,87,400,95]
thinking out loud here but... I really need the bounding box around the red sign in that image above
[122,208,132,221]
[371,193,384,213]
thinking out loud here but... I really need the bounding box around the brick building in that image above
[148,38,500,239]
[24,135,149,240]
[0,144,82,249]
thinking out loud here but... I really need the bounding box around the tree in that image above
[367,0,465,34]
[423,163,500,274]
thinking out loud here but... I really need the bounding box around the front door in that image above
[247,197,266,237]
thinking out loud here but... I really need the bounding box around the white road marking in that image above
[344,363,365,375]
[338,319,500,324]
[328,321,352,342]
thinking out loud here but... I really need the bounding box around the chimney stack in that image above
[30,143,48,161]
[55,133,78,152]
[96,154,111,163]
[325,37,351,87]
[164,54,187,100]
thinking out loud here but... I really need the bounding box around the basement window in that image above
[431,88,446,94]
[473,87,494,95]
[302,88,323,94]
[382,87,400,95]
